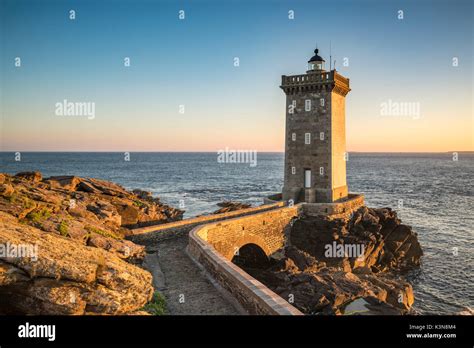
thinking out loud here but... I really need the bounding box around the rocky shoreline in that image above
[0,171,183,314]
[0,171,423,315]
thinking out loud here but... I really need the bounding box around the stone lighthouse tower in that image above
[281,48,351,203]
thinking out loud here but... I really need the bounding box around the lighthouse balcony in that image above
[280,71,350,95]
[281,70,349,86]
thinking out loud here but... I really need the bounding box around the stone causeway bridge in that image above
[127,194,364,315]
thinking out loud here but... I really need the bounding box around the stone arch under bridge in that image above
[231,243,270,269]
[186,205,304,315]
[221,234,273,261]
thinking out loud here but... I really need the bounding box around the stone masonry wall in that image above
[127,202,284,246]
[283,90,332,202]
[302,193,365,219]
[330,91,348,198]
[200,205,300,260]
[187,205,303,315]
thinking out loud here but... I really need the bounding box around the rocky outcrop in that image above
[290,206,423,272]
[0,171,183,315]
[247,246,415,315]
[240,206,422,315]
[0,212,153,315]
[213,201,251,214]
[0,172,184,260]
[14,171,43,182]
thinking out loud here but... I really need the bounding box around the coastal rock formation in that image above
[290,206,423,272]
[0,172,184,260]
[213,201,251,214]
[0,171,183,315]
[248,246,415,315]
[241,206,422,315]
[0,212,153,315]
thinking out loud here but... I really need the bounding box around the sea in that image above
[0,151,472,315]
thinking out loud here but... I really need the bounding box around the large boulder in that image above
[290,206,423,272]
[0,212,153,315]
[44,176,81,190]
[15,171,42,182]
[213,201,251,214]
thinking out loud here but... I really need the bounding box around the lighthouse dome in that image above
[307,48,325,71]
[308,48,325,63]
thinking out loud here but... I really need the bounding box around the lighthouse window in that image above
[305,133,311,144]
[304,170,311,188]
[305,99,311,111]
[320,132,325,140]
[291,166,296,175]
[319,167,324,176]
[320,98,325,107]
[292,133,296,141]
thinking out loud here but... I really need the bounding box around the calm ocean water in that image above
[1,152,473,315]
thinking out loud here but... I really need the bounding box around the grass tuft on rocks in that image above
[58,220,69,237]
[26,207,51,223]
[142,291,167,315]
[85,225,122,240]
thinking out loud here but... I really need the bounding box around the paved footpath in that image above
[143,235,240,315]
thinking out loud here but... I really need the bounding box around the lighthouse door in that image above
[304,170,311,188]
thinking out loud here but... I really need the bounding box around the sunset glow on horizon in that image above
[1,0,472,153]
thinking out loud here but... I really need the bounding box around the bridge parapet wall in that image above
[127,202,285,246]
[187,205,303,315]
[198,205,300,260]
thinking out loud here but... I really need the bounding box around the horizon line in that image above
[1,150,473,154]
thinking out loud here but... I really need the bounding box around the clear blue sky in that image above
[1,0,472,151]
